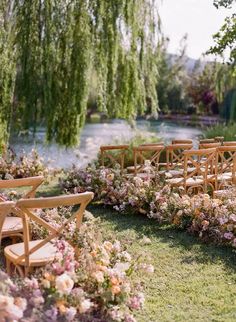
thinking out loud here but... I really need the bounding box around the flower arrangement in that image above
[0,148,60,180]
[61,165,236,248]
[0,210,152,321]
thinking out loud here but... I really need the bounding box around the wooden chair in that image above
[214,146,236,194]
[164,144,193,176]
[172,139,193,145]
[199,138,215,144]
[4,192,94,277]
[0,176,44,242]
[166,148,217,194]
[223,141,236,146]
[139,142,164,147]
[214,136,224,144]
[133,145,164,177]
[199,142,221,149]
[0,201,16,245]
[100,145,129,173]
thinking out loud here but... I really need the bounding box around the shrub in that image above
[203,122,236,141]
[61,165,236,248]
[0,148,60,180]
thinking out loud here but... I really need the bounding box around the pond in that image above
[10,119,203,169]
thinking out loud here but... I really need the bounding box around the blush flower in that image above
[55,273,74,295]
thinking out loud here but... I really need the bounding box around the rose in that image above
[79,299,92,313]
[55,273,74,295]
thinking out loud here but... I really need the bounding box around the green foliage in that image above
[203,122,236,141]
[209,1,236,65]
[0,1,16,146]
[213,0,235,8]
[0,0,161,147]
[156,36,189,114]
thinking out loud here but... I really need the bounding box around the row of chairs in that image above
[0,176,93,276]
[100,138,236,196]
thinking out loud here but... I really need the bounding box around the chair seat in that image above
[126,166,136,173]
[2,217,23,234]
[136,173,156,179]
[4,240,57,265]
[214,190,229,198]
[166,177,204,186]
[217,172,232,181]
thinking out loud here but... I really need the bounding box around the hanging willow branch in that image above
[1,0,161,146]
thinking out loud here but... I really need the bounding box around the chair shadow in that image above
[89,204,236,273]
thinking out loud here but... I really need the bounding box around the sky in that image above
[159,0,236,60]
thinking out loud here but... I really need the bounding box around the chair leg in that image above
[16,265,25,277]
[6,258,11,276]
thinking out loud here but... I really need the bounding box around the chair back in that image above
[199,138,215,144]
[172,139,193,145]
[182,148,217,192]
[166,144,192,171]
[199,142,221,149]
[139,142,164,147]
[223,141,236,146]
[0,176,44,200]
[100,145,129,172]
[14,192,94,270]
[214,136,224,144]
[0,201,15,244]
[133,145,164,174]
[217,146,236,184]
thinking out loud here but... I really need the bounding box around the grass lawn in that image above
[87,204,236,322]
[16,180,236,321]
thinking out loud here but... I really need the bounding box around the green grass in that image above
[7,179,236,322]
[89,205,236,322]
[203,123,236,141]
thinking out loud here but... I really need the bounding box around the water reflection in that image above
[10,119,202,168]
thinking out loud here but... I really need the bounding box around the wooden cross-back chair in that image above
[0,176,44,242]
[165,144,193,171]
[139,142,164,147]
[4,192,94,277]
[199,142,221,149]
[172,139,193,145]
[100,145,129,173]
[199,138,215,144]
[215,146,236,190]
[133,145,164,176]
[166,148,217,194]
[223,141,236,146]
[214,136,224,144]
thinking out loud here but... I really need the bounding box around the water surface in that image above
[10,120,202,169]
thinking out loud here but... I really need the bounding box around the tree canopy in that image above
[0,0,161,146]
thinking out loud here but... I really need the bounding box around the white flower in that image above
[113,240,121,253]
[55,273,74,295]
[42,279,51,289]
[0,295,25,320]
[92,271,104,283]
[65,307,77,321]
[140,236,152,245]
[114,262,130,273]
[120,251,132,262]
[79,299,92,313]
[14,297,27,311]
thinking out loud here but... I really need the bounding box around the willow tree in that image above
[0,1,16,149]
[0,0,161,146]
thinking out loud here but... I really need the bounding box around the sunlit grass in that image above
[90,206,236,322]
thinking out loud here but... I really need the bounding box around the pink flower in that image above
[224,232,234,240]
[128,293,145,310]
